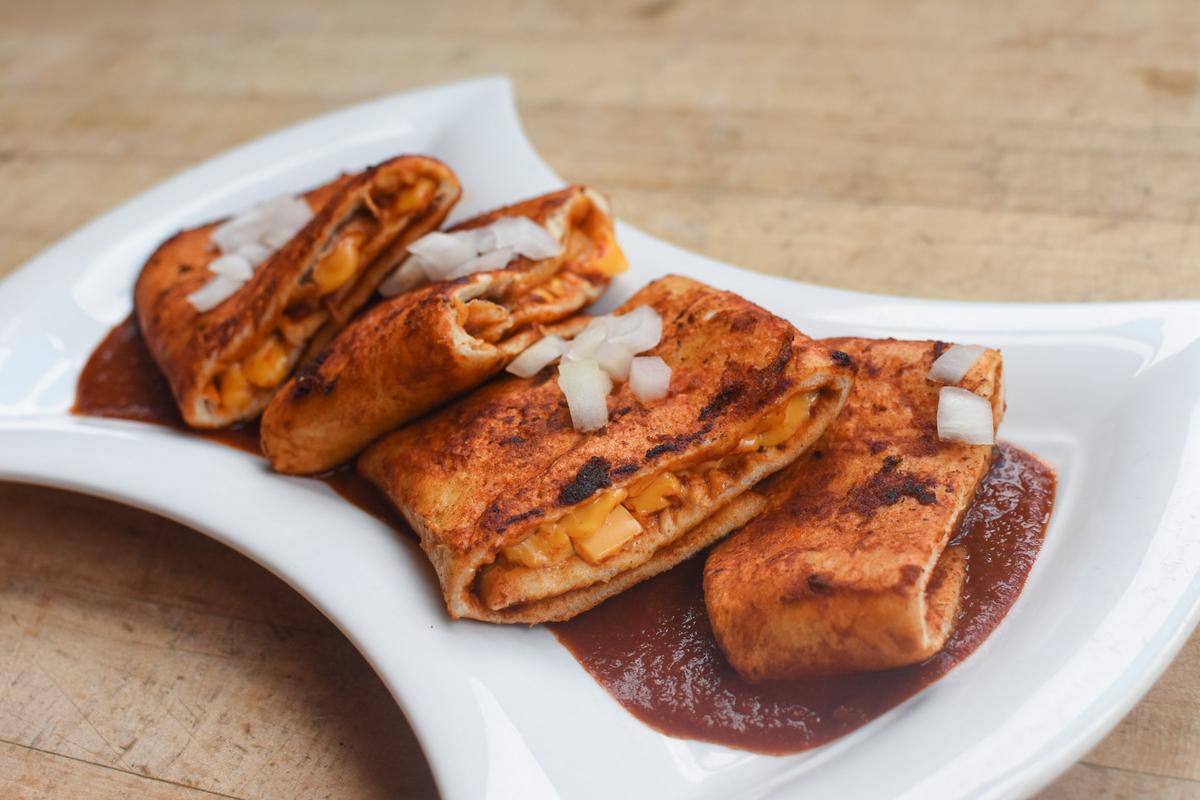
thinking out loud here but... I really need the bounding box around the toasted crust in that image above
[358,276,856,623]
[134,155,461,428]
[260,186,626,474]
[703,338,1004,680]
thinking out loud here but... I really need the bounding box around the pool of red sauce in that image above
[550,444,1055,754]
[75,315,1056,755]
[72,314,412,537]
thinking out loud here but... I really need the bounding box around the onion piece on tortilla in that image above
[507,335,567,378]
[605,305,662,352]
[593,340,636,381]
[236,242,273,266]
[208,253,254,281]
[558,359,611,432]
[212,195,313,256]
[629,356,672,402]
[187,274,244,313]
[936,386,994,445]
[562,325,609,362]
[484,216,563,260]
[929,344,987,384]
[377,258,428,298]
[446,246,514,279]
[407,231,478,278]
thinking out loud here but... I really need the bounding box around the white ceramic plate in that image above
[2,76,1199,800]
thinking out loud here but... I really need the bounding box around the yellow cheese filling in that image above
[492,390,818,573]
[207,180,435,415]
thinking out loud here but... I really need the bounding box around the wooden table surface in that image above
[2,1,1198,798]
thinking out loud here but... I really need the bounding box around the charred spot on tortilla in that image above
[499,508,546,531]
[559,457,613,505]
[807,573,832,594]
[699,381,745,421]
[645,423,714,462]
[846,465,939,519]
[831,350,853,367]
[646,441,681,459]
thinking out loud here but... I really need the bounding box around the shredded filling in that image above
[476,390,824,610]
[455,201,627,346]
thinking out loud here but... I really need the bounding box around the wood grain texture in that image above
[1,0,1197,797]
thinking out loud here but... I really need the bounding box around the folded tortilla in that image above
[358,276,855,623]
[134,155,461,428]
[260,185,627,474]
[703,338,1004,680]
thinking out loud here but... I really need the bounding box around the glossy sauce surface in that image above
[73,315,409,535]
[551,444,1055,754]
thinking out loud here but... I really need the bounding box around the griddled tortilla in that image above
[703,338,1004,680]
[261,186,626,474]
[134,155,460,428]
[358,276,855,624]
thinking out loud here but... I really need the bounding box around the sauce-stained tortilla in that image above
[358,276,855,623]
[260,186,625,474]
[703,338,1004,680]
[135,155,460,428]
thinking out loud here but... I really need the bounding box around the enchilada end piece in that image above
[703,338,1003,680]
[358,276,855,624]
[134,155,460,429]
[261,185,626,475]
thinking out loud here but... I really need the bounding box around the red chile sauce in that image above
[550,444,1055,754]
[72,314,411,536]
[75,316,1056,755]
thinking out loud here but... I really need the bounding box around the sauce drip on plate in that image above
[73,314,411,536]
[550,444,1055,754]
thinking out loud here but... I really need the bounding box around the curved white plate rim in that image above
[0,75,1196,800]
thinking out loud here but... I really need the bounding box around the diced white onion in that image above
[629,356,672,402]
[540,307,671,431]
[484,216,563,260]
[580,314,614,336]
[407,231,478,276]
[380,214,563,292]
[262,228,295,250]
[563,325,609,363]
[237,242,273,266]
[377,258,428,298]
[558,360,611,432]
[210,217,260,255]
[593,340,636,381]
[261,194,316,232]
[207,253,254,281]
[928,344,987,384]
[605,305,662,352]
[507,335,567,378]
[462,225,499,255]
[186,274,243,313]
[936,387,994,445]
[193,194,314,312]
[447,246,514,280]
[211,195,313,256]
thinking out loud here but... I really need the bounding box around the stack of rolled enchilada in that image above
[131,156,1014,680]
